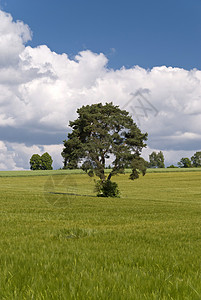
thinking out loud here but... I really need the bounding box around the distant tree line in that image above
[147,151,201,168]
[177,151,201,168]
[29,150,201,171]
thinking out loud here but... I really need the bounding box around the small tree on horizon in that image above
[30,152,53,170]
[61,102,148,197]
[149,151,165,168]
[41,152,53,170]
[178,157,192,168]
[30,154,42,170]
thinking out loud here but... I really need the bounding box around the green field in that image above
[0,167,201,177]
[0,170,201,299]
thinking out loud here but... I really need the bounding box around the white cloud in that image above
[0,142,63,170]
[0,10,31,67]
[0,9,201,170]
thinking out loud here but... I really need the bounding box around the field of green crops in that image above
[0,167,200,178]
[0,170,201,299]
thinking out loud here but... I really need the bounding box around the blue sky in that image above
[2,0,201,70]
[0,1,201,170]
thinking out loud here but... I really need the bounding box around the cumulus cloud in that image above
[0,10,31,67]
[0,142,63,170]
[0,9,201,170]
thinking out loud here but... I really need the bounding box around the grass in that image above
[0,169,86,177]
[0,167,201,177]
[147,167,201,173]
[0,171,201,299]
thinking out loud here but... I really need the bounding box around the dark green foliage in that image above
[149,151,165,168]
[167,165,178,168]
[30,154,42,170]
[178,157,192,168]
[95,180,120,197]
[62,102,148,196]
[30,152,53,170]
[191,151,201,167]
[130,157,147,179]
[41,152,53,170]
[62,136,80,169]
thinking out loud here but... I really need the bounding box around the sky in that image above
[0,0,201,170]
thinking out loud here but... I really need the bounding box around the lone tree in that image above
[62,103,148,197]
[30,152,53,170]
[149,151,165,168]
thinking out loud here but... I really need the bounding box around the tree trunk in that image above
[107,172,112,181]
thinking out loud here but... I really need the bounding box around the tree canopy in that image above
[30,154,42,170]
[30,152,53,170]
[40,152,53,170]
[62,103,148,196]
[191,152,201,167]
[149,151,165,168]
[178,157,192,168]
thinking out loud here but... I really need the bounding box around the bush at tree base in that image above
[95,180,120,198]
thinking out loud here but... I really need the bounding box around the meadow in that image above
[0,169,201,299]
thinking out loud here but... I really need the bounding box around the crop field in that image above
[0,170,201,299]
[0,167,200,177]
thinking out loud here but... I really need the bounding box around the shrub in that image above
[167,165,178,168]
[95,180,120,198]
